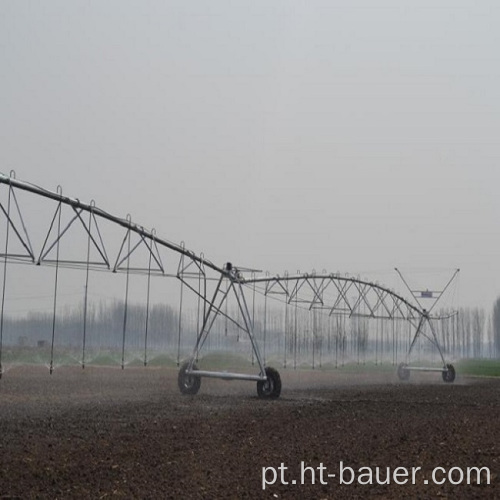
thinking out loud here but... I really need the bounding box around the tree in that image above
[471,307,485,358]
[492,297,500,358]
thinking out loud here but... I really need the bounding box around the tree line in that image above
[2,299,500,362]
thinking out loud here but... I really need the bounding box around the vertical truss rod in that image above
[187,273,225,370]
[231,279,266,376]
[0,184,13,378]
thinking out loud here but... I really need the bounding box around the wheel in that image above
[397,362,410,381]
[442,364,456,383]
[257,367,281,399]
[178,361,201,395]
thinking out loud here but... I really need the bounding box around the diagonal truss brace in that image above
[38,202,110,268]
[405,312,447,367]
[183,263,267,382]
[113,223,164,274]
[0,186,35,262]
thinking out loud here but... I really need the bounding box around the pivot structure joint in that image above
[224,262,244,282]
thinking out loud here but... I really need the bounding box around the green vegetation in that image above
[2,348,49,365]
[317,361,396,373]
[455,359,500,377]
[145,353,178,367]
[3,345,499,378]
[196,352,254,371]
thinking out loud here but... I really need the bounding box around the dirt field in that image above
[0,364,498,499]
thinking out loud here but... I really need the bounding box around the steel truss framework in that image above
[0,172,458,395]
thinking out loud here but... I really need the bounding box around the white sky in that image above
[1,0,500,311]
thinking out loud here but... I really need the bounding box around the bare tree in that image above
[492,297,500,358]
[487,315,494,358]
[458,307,471,358]
[471,307,485,358]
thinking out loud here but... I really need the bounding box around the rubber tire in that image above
[397,362,410,381]
[442,364,456,383]
[178,361,201,395]
[257,367,281,399]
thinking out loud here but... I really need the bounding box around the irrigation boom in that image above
[0,171,459,394]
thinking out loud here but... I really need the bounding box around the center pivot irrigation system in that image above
[0,172,459,398]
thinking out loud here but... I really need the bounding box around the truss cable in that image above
[121,226,131,370]
[224,278,229,337]
[309,309,316,370]
[263,282,268,365]
[363,311,367,365]
[49,195,63,375]
[319,310,323,368]
[406,319,411,362]
[327,314,331,360]
[341,314,346,367]
[356,316,360,365]
[396,318,400,365]
[196,266,202,350]
[381,317,385,363]
[251,274,256,366]
[390,317,394,365]
[320,312,324,368]
[312,308,316,370]
[81,207,93,370]
[283,286,288,369]
[302,309,307,364]
[334,316,338,369]
[319,312,324,363]
[236,288,241,343]
[327,314,332,363]
[336,315,340,367]
[294,290,298,370]
[143,245,152,367]
[336,315,340,368]
[0,182,13,379]
[177,269,184,367]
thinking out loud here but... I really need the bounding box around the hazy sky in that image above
[1,1,500,310]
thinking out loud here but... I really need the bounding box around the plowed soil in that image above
[0,365,498,499]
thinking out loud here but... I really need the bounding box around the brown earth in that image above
[0,364,498,499]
